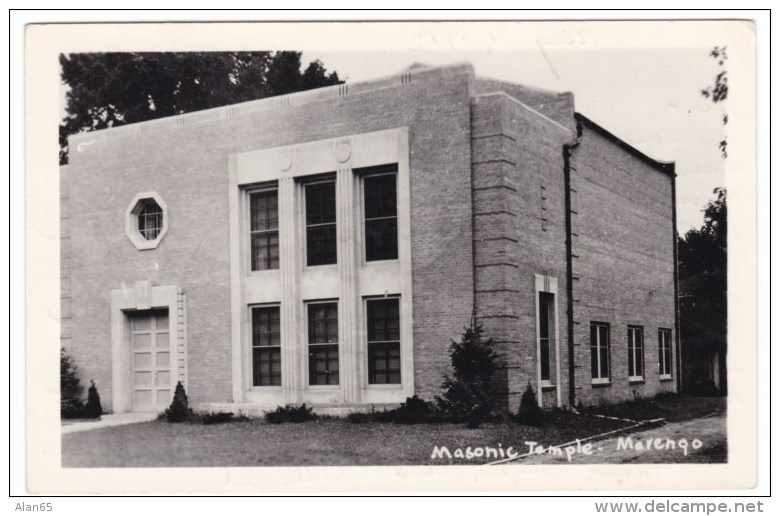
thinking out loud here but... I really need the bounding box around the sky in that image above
[302,48,727,234]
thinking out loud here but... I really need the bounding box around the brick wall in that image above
[471,92,572,411]
[569,123,677,406]
[62,63,676,412]
[472,78,576,133]
[64,64,476,409]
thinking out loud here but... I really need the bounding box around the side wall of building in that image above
[470,92,572,411]
[63,65,476,410]
[569,125,677,406]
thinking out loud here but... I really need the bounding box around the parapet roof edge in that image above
[471,91,572,136]
[474,75,572,98]
[574,112,676,177]
[68,61,476,144]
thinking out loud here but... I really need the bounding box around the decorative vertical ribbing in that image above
[177,287,186,384]
[336,169,359,403]
[279,177,300,404]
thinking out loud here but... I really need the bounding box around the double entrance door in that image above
[130,309,172,412]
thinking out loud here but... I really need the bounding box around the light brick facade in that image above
[61,62,678,414]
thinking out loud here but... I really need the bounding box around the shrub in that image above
[516,382,543,427]
[393,395,436,424]
[60,348,85,419]
[82,380,103,419]
[264,404,317,424]
[436,321,500,428]
[346,397,442,424]
[164,381,192,423]
[202,412,235,425]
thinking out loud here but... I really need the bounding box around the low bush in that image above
[347,396,443,425]
[516,382,543,427]
[264,403,317,424]
[202,412,236,425]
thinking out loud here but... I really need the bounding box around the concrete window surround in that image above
[124,191,169,250]
[110,282,187,413]
[228,127,413,409]
[534,274,562,407]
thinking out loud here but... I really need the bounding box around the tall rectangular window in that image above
[305,180,337,266]
[251,306,281,386]
[307,302,339,385]
[658,328,672,378]
[590,322,610,381]
[538,292,555,383]
[363,167,398,262]
[367,298,401,384]
[250,190,279,271]
[628,326,645,380]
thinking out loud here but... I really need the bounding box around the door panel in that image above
[131,309,172,412]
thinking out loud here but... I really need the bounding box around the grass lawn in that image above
[62,396,726,467]
[578,395,726,422]
[62,411,628,467]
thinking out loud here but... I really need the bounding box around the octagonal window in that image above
[136,199,164,240]
[126,192,168,250]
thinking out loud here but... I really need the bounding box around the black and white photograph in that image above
[19,16,762,495]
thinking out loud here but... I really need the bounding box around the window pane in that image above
[253,347,281,386]
[308,344,339,385]
[306,225,337,266]
[365,218,398,261]
[540,338,550,381]
[137,199,163,241]
[637,330,644,377]
[368,342,401,385]
[305,181,336,225]
[590,324,599,378]
[600,339,610,379]
[308,303,338,344]
[367,299,400,342]
[251,191,278,231]
[364,172,399,262]
[252,307,280,347]
[539,293,550,339]
[367,298,401,385]
[364,174,397,219]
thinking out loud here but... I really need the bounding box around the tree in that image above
[436,320,501,428]
[678,188,727,394]
[164,381,191,423]
[700,46,728,158]
[59,51,343,164]
[516,382,543,427]
[60,348,84,419]
[83,380,103,419]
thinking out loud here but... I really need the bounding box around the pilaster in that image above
[337,168,360,402]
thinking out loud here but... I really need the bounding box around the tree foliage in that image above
[59,51,343,164]
[60,348,85,419]
[436,321,501,428]
[678,188,727,393]
[700,46,728,158]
